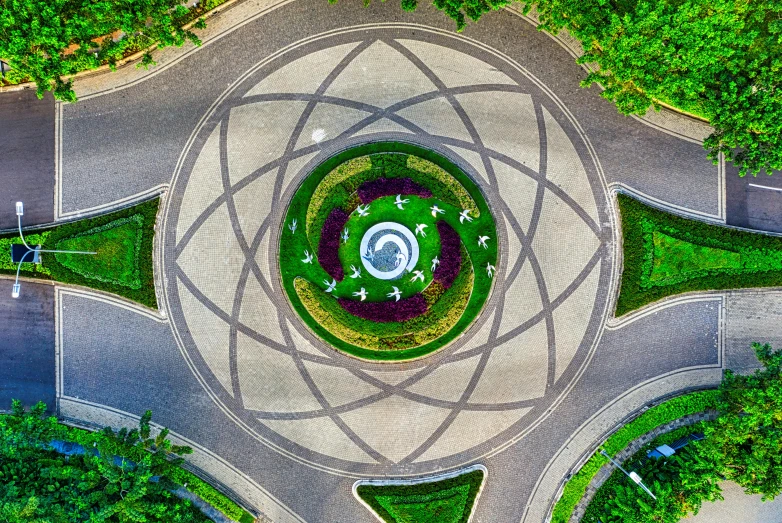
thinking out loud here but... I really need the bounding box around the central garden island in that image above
[280,143,498,361]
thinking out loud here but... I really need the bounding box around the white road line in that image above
[748,183,782,193]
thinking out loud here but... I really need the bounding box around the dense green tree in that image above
[0,400,208,522]
[696,342,782,499]
[377,0,781,176]
[0,0,205,101]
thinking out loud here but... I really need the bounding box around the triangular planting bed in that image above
[354,465,486,523]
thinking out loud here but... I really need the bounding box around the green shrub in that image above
[0,199,159,308]
[356,469,484,523]
[550,390,719,523]
[616,194,782,316]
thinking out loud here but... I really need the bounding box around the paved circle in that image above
[359,222,419,280]
[163,24,612,475]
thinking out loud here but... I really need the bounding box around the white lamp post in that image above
[600,449,657,500]
[11,202,97,298]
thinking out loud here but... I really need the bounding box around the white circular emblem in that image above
[359,222,420,280]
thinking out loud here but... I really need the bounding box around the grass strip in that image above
[0,199,158,308]
[550,390,719,523]
[616,193,782,316]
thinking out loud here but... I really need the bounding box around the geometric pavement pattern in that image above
[163,25,613,476]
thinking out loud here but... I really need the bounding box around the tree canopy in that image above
[0,0,204,101]
[378,0,782,176]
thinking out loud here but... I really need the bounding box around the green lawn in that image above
[356,468,485,523]
[616,194,782,316]
[0,199,159,308]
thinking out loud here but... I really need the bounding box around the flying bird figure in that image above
[387,286,402,302]
[352,288,368,301]
[431,256,440,272]
[486,263,496,278]
[341,228,349,244]
[323,278,337,293]
[394,252,406,268]
[415,223,428,237]
[301,250,314,264]
[410,270,425,283]
[478,235,490,249]
[430,205,445,217]
[349,265,362,278]
[356,204,370,217]
[459,209,474,224]
[288,219,297,234]
[394,195,410,210]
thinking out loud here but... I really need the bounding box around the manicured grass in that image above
[0,199,158,308]
[280,142,497,361]
[550,390,719,523]
[356,469,485,523]
[616,194,782,316]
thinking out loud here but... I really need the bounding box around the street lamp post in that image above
[600,449,657,500]
[11,202,97,298]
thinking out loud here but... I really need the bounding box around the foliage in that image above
[339,293,428,322]
[697,343,782,500]
[318,208,349,281]
[616,194,782,316]
[281,142,495,361]
[0,198,159,308]
[433,221,461,288]
[356,469,484,523]
[523,0,782,176]
[0,0,214,101]
[167,468,254,523]
[357,177,432,203]
[0,400,211,522]
[550,390,719,523]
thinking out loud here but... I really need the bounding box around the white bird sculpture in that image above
[459,209,474,224]
[353,288,368,301]
[394,195,410,210]
[301,250,314,264]
[349,265,362,279]
[430,205,445,217]
[387,286,402,302]
[486,263,496,278]
[288,219,297,234]
[341,228,350,244]
[356,204,370,217]
[478,235,490,249]
[431,256,440,272]
[410,270,425,283]
[415,223,428,237]
[394,253,406,268]
[323,278,337,293]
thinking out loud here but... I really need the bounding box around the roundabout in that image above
[163,24,611,475]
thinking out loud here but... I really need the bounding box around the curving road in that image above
[2,0,781,521]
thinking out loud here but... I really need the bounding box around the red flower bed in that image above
[357,177,432,203]
[338,294,428,322]
[318,209,349,281]
[433,221,461,288]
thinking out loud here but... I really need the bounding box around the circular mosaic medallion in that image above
[359,222,418,280]
[164,25,611,476]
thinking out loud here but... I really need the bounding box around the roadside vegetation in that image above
[556,342,782,522]
[616,193,782,317]
[0,400,254,523]
[0,198,158,308]
[359,0,782,176]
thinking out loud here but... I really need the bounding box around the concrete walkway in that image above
[685,482,782,523]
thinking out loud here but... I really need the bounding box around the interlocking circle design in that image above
[164,24,613,476]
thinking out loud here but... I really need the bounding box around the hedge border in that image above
[280,141,497,361]
[354,465,487,523]
[0,198,159,309]
[549,389,719,523]
[616,193,782,317]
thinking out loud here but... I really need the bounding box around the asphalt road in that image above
[726,162,782,233]
[0,279,55,413]
[0,89,55,230]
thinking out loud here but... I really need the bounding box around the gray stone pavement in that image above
[684,481,782,523]
[725,162,782,233]
[0,280,55,412]
[0,90,55,229]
